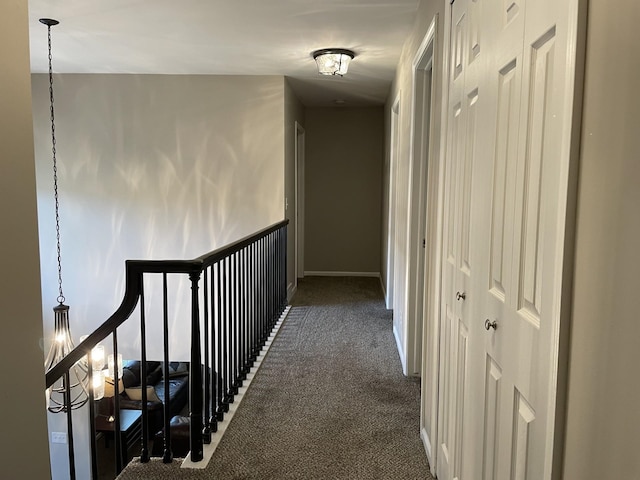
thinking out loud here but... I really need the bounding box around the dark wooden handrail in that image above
[45,219,288,388]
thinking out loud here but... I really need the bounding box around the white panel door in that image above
[436,0,580,478]
[482,0,577,478]
[437,0,481,478]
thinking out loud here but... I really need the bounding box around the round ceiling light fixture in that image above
[312,48,355,76]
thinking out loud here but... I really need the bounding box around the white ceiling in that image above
[28,0,420,107]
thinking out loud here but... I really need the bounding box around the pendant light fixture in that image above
[40,17,90,413]
[312,48,355,76]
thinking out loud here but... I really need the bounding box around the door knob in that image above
[456,291,466,301]
[485,319,497,331]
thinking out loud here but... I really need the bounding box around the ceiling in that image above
[28,0,421,107]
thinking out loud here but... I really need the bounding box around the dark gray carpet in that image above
[118,276,433,479]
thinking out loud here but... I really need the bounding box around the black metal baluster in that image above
[268,232,274,329]
[261,235,269,332]
[238,249,245,381]
[202,269,212,444]
[274,231,278,324]
[249,241,257,363]
[64,371,76,480]
[242,246,249,375]
[224,257,234,406]
[189,270,204,462]
[209,265,218,432]
[236,252,242,391]
[162,273,173,463]
[264,235,269,340]
[112,331,122,474]
[259,237,265,345]
[277,228,281,309]
[248,243,254,363]
[273,231,277,324]
[232,252,240,394]
[281,226,287,310]
[216,261,227,418]
[139,277,149,463]
[270,232,275,329]
[278,227,282,310]
[236,250,245,384]
[88,360,98,480]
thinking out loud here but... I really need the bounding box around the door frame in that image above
[386,95,401,310]
[405,16,444,474]
[406,17,439,380]
[295,121,306,285]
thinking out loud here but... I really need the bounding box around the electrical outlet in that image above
[51,432,67,444]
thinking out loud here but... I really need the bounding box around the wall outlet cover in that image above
[51,432,67,444]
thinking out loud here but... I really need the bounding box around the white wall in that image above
[0,1,51,477]
[31,74,286,362]
[562,0,640,477]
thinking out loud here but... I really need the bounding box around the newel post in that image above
[189,270,204,462]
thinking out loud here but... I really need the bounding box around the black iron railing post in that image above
[189,270,204,462]
[202,269,212,444]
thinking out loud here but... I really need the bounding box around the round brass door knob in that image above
[485,319,497,331]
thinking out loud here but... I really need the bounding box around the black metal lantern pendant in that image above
[40,18,90,413]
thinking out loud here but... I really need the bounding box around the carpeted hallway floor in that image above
[118,276,434,479]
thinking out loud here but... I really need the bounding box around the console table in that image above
[95,409,142,464]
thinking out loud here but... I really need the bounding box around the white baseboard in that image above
[420,426,434,470]
[287,282,297,302]
[379,277,387,301]
[181,306,291,469]
[304,271,381,278]
[393,324,407,376]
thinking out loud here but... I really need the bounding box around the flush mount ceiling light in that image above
[312,48,355,76]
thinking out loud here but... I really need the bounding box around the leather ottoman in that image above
[151,415,190,458]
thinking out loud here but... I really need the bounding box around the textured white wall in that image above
[0,1,51,477]
[32,74,285,362]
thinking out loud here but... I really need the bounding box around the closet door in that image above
[470,0,580,479]
[436,0,481,478]
[436,0,581,479]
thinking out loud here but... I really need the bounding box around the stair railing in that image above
[44,220,288,479]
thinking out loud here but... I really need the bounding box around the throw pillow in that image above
[125,385,161,403]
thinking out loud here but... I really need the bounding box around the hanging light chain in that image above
[46,22,65,305]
